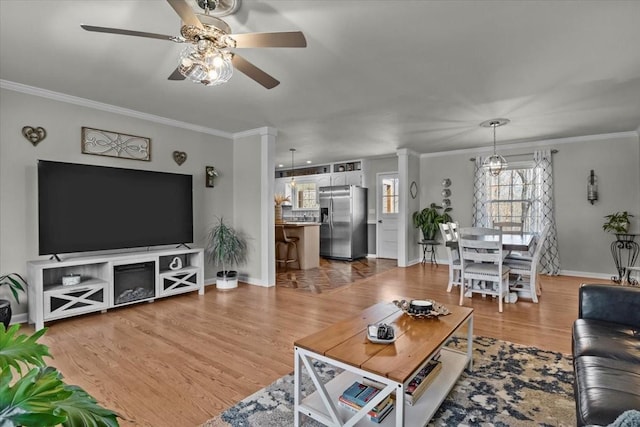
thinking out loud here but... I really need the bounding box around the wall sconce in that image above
[206,166,219,188]
[587,169,598,204]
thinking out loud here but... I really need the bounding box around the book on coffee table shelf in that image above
[338,389,395,424]
[341,381,382,407]
[405,359,443,406]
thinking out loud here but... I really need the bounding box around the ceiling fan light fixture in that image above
[480,118,510,176]
[178,45,232,86]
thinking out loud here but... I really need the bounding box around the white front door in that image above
[377,172,399,259]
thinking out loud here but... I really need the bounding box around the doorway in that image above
[376,172,399,259]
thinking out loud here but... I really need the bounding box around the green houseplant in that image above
[603,211,633,234]
[0,324,120,426]
[412,203,453,241]
[0,273,27,330]
[206,217,248,289]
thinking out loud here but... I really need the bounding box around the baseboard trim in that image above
[10,312,28,325]
[557,270,613,281]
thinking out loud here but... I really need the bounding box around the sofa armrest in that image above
[579,284,640,328]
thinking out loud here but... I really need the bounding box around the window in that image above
[295,182,318,209]
[485,163,534,232]
[381,177,399,214]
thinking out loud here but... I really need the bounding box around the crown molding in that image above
[0,79,234,139]
[233,126,277,138]
[420,131,639,159]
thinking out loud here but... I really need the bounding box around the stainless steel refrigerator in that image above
[319,185,367,260]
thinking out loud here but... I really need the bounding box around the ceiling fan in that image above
[81,0,306,89]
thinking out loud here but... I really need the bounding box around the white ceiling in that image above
[1,0,640,168]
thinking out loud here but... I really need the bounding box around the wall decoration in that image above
[81,127,150,161]
[173,151,187,166]
[206,166,219,187]
[441,178,452,208]
[410,181,418,199]
[22,126,47,146]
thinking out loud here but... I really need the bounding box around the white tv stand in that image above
[27,247,204,331]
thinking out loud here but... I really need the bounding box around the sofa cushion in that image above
[573,319,640,363]
[574,355,640,426]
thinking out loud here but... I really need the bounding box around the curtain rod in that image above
[469,149,558,162]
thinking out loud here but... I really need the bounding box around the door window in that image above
[381,177,399,214]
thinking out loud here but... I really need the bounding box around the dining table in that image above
[445,233,535,252]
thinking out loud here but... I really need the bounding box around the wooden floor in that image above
[25,262,595,427]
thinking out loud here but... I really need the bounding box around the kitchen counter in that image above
[276,223,320,269]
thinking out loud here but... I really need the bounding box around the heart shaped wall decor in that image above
[22,126,47,146]
[173,151,187,165]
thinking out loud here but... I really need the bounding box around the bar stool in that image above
[275,225,299,270]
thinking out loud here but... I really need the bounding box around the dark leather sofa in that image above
[572,284,640,426]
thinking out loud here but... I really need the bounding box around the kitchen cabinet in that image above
[332,170,363,186]
[274,177,292,206]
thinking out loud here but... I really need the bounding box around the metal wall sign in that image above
[81,127,151,161]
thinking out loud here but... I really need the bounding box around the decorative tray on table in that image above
[393,299,451,319]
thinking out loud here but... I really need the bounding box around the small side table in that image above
[419,240,441,265]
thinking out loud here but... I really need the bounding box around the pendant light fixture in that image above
[480,118,510,176]
[289,148,296,187]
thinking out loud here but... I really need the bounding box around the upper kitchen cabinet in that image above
[332,160,366,187]
[274,177,292,206]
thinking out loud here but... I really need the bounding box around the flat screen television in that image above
[38,160,193,255]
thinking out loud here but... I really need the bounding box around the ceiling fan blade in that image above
[231,31,307,48]
[80,25,182,42]
[231,54,280,89]
[168,68,186,80]
[166,0,203,29]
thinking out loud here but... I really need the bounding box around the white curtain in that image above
[532,149,560,275]
[471,157,489,227]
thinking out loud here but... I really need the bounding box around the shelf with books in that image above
[405,358,442,406]
[297,347,468,426]
[339,381,395,424]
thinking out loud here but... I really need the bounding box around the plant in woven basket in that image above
[0,324,120,426]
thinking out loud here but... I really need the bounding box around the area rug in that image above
[201,336,576,426]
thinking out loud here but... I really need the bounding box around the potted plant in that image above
[603,211,634,235]
[206,217,248,289]
[0,324,120,426]
[0,273,27,329]
[412,203,453,241]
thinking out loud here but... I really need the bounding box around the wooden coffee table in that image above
[294,301,473,426]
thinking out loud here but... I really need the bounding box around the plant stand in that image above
[610,234,639,283]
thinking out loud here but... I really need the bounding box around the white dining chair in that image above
[504,222,551,303]
[459,227,511,312]
[439,222,462,292]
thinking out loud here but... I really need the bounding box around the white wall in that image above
[420,133,640,276]
[0,88,234,315]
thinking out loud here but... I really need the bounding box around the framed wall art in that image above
[81,127,151,161]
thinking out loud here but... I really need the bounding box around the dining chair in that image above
[458,227,511,312]
[438,222,462,292]
[504,222,551,303]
